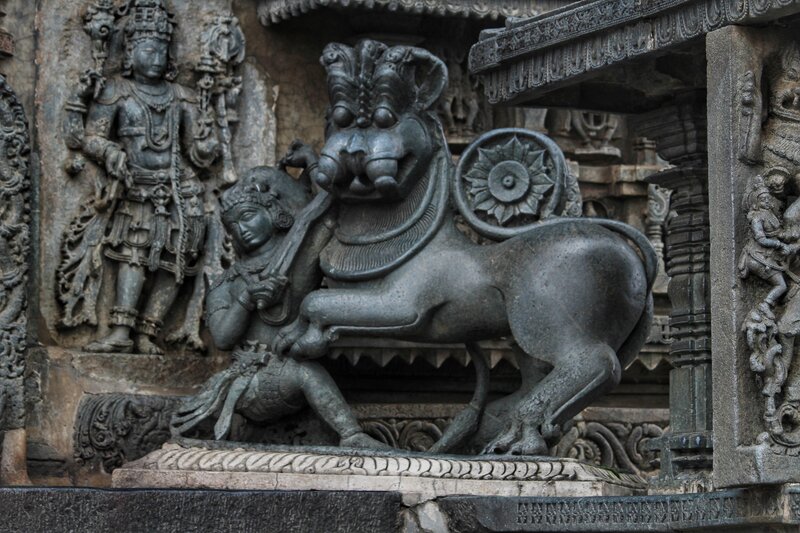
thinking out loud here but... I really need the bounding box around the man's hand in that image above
[104,147,131,188]
[782,243,800,257]
[249,275,289,310]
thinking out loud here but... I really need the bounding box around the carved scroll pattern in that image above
[0,75,31,432]
[141,441,646,488]
[74,394,178,472]
[553,420,666,477]
[360,417,667,475]
[257,0,573,25]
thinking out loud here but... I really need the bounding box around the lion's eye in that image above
[373,107,397,128]
[332,106,355,127]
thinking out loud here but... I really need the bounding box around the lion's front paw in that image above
[273,319,307,355]
[289,323,329,360]
[481,420,520,455]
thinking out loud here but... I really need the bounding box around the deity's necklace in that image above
[131,82,176,152]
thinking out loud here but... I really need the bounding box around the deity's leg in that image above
[136,270,181,355]
[778,299,800,402]
[84,263,146,353]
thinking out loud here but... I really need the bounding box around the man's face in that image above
[131,38,169,80]
[226,204,275,252]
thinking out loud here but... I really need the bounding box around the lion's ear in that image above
[410,49,448,111]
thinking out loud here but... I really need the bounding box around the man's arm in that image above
[206,277,253,350]
[83,99,128,182]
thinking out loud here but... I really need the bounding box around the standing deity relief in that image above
[739,38,800,448]
[57,0,245,355]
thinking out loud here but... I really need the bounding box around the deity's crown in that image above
[743,172,781,213]
[124,0,175,42]
[320,39,447,126]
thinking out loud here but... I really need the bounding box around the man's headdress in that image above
[220,167,311,231]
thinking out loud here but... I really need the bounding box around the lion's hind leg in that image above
[483,342,621,456]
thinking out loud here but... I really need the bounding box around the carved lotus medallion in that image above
[462,135,555,225]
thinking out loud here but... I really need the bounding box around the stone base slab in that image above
[112,439,646,498]
[6,485,800,532]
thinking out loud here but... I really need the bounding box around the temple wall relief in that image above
[710,23,800,487]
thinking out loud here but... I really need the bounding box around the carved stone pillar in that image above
[634,92,713,485]
[709,24,800,487]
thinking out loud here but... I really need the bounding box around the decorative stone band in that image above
[113,441,646,494]
[468,0,800,104]
[329,336,670,371]
[257,0,573,25]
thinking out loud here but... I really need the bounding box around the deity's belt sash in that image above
[126,168,203,203]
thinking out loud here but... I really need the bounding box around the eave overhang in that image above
[469,0,800,109]
[257,0,574,26]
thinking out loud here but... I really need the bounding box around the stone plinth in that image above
[113,440,646,498]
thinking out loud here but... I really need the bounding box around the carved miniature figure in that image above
[171,165,384,448]
[739,169,796,435]
[58,0,221,354]
[271,40,656,456]
[739,171,793,315]
[438,54,480,136]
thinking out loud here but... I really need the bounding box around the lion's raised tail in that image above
[593,218,658,370]
[593,218,658,292]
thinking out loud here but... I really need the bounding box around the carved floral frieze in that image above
[74,392,666,475]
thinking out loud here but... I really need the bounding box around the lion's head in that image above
[311,39,448,202]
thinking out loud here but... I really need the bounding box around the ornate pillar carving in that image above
[709,24,800,487]
[634,92,713,485]
[0,78,32,485]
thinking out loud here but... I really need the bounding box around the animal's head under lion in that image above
[274,39,656,456]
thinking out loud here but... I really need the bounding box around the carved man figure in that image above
[739,171,794,316]
[75,0,219,353]
[172,164,385,449]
